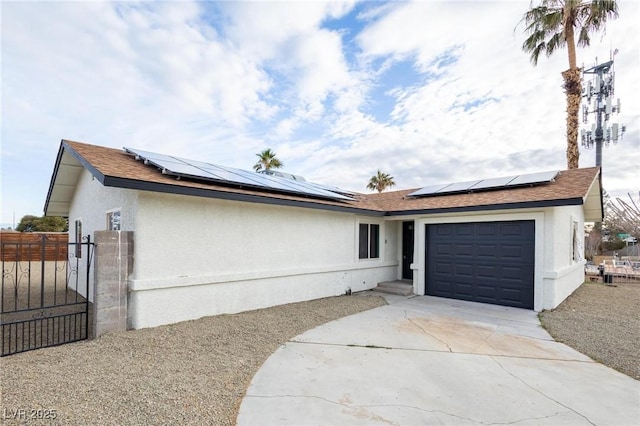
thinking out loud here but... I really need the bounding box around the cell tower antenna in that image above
[580,51,625,167]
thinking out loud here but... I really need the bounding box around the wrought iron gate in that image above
[1,234,94,356]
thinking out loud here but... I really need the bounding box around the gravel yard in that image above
[2,284,638,425]
[540,282,640,380]
[1,294,386,425]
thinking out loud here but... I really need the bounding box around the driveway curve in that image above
[237,294,639,425]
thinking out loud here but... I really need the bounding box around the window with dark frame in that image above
[359,223,380,259]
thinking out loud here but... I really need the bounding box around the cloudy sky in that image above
[1,0,638,228]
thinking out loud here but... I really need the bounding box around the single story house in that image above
[44,140,602,329]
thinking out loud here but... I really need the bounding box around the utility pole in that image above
[580,52,625,167]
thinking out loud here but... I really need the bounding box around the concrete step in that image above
[373,281,414,296]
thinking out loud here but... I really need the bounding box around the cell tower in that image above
[580,52,625,167]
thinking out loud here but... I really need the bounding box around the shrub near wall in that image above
[0,232,68,262]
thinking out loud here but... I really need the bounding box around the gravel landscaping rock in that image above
[539,282,640,380]
[3,283,637,425]
[1,294,386,425]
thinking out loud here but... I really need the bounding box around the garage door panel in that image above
[455,224,475,237]
[454,263,474,277]
[434,243,453,256]
[432,280,454,295]
[502,265,530,280]
[501,245,524,259]
[453,282,474,298]
[435,225,454,237]
[476,265,497,278]
[502,223,526,236]
[477,244,498,257]
[477,223,498,237]
[426,221,534,309]
[455,244,474,256]
[476,286,497,299]
[434,261,453,273]
[501,289,529,307]
[502,244,534,258]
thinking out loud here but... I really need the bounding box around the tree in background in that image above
[367,170,396,193]
[519,0,619,169]
[584,226,602,260]
[253,149,284,172]
[606,192,640,244]
[16,215,68,232]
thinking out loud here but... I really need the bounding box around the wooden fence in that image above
[0,232,68,262]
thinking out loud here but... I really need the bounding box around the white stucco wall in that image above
[398,205,586,312]
[540,205,586,308]
[128,191,397,328]
[67,169,138,300]
[68,166,587,326]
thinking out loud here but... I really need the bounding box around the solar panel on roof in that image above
[196,166,264,187]
[406,183,451,197]
[506,170,559,187]
[436,180,482,193]
[156,160,223,179]
[123,147,354,201]
[124,148,177,163]
[469,176,516,190]
[304,180,356,196]
[407,170,560,198]
[199,162,344,199]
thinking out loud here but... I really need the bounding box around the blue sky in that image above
[1,0,639,228]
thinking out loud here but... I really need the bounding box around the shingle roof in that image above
[368,167,602,216]
[45,140,602,220]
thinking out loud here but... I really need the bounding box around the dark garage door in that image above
[426,221,535,309]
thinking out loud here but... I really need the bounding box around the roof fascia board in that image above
[384,198,585,217]
[102,176,385,217]
[597,167,604,221]
[44,142,68,214]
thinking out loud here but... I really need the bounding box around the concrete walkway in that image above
[237,294,640,425]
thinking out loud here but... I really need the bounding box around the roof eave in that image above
[43,140,106,217]
[582,167,604,222]
[384,197,585,217]
[43,142,67,216]
[102,176,385,217]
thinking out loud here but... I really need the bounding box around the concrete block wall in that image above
[93,231,133,338]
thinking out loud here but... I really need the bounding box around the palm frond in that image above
[254,148,283,172]
[367,170,396,193]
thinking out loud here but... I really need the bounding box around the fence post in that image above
[40,233,45,306]
[93,231,133,338]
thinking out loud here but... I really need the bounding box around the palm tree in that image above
[367,170,396,193]
[520,0,619,169]
[253,148,284,172]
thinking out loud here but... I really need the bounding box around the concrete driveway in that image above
[237,294,640,425]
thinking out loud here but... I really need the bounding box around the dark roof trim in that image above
[44,141,107,214]
[44,143,66,214]
[102,176,385,217]
[384,197,584,217]
[598,168,604,221]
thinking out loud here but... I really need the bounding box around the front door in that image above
[402,221,415,280]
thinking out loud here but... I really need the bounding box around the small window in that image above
[107,210,121,231]
[359,223,380,259]
[75,219,82,258]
